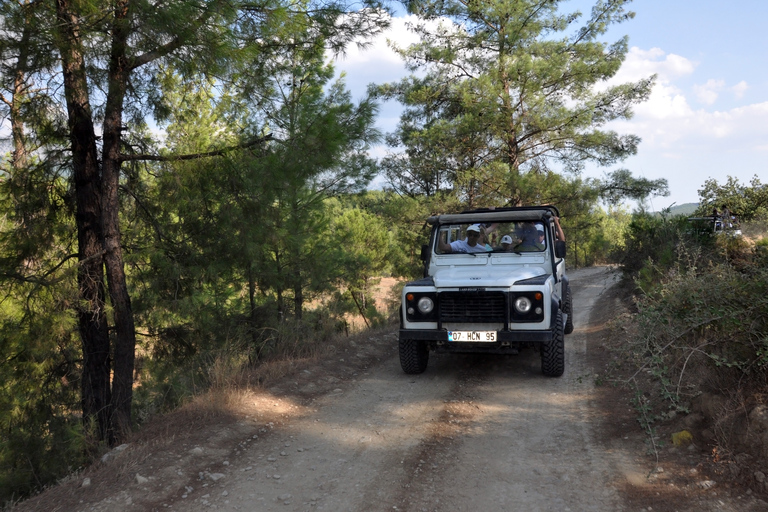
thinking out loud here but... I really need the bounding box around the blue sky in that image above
[332,0,768,209]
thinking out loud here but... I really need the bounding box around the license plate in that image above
[448,331,497,342]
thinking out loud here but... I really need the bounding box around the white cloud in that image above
[607,48,768,154]
[732,80,749,98]
[612,47,696,84]
[333,15,421,68]
[637,82,693,120]
[609,47,698,125]
[630,96,768,152]
[331,14,423,97]
[693,79,725,105]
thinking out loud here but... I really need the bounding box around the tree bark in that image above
[102,0,137,440]
[248,265,259,352]
[53,0,112,443]
[293,277,303,320]
[9,9,30,170]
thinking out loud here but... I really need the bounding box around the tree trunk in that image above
[350,290,370,328]
[248,264,260,357]
[275,250,285,322]
[10,9,30,170]
[500,74,521,201]
[102,0,136,441]
[293,277,303,320]
[53,0,112,443]
[276,287,284,323]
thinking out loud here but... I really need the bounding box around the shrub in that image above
[620,212,695,290]
[621,241,768,454]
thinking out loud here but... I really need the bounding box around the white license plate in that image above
[448,331,497,342]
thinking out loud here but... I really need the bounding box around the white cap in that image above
[466,224,481,233]
[500,235,513,244]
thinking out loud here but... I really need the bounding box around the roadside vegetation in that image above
[610,176,768,468]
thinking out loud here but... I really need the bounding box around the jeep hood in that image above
[432,265,550,288]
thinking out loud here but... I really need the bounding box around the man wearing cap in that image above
[438,224,491,254]
[499,234,514,251]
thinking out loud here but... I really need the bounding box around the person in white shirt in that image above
[438,224,491,254]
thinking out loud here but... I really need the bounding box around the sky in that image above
[331,0,768,210]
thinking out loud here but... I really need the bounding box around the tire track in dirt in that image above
[278,266,626,512]
[376,266,626,512]
[383,365,490,511]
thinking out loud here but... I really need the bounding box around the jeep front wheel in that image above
[541,309,565,377]
[399,338,429,374]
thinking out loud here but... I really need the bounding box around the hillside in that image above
[660,202,699,216]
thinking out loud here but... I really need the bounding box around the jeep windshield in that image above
[435,221,547,255]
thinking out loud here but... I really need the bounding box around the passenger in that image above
[513,222,544,251]
[552,216,565,242]
[438,224,491,254]
[712,207,722,230]
[721,204,732,228]
[499,234,514,251]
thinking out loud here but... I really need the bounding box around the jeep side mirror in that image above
[555,240,566,259]
[420,244,429,261]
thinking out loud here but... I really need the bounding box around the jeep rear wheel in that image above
[563,284,574,335]
[541,309,565,377]
[399,338,429,374]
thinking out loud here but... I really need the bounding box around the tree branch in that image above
[119,133,273,162]
[126,1,224,71]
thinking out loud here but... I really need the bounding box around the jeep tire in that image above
[399,338,429,374]
[541,309,565,377]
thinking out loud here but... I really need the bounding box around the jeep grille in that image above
[439,291,506,323]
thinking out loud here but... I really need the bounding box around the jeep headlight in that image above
[404,291,438,321]
[514,296,532,314]
[417,297,434,314]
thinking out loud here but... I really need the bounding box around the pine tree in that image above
[378,0,654,205]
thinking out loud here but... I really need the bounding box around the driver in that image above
[438,224,491,254]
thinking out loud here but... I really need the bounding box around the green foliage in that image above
[755,237,768,267]
[566,205,632,267]
[0,0,392,500]
[612,201,768,453]
[697,175,768,222]
[618,211,695,286]
[376,0,655,206]
[326,206,391,328]
[600,168,669,207]
[628,257,768,412]
[0,158,91,504]
[0,294,88,505]
[343,190,456,279]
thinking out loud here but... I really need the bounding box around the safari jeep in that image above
[398,206,573,377]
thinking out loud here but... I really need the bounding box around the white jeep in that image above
[398,206,573,377]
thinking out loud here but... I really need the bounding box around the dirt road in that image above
[19,266,766,512]
[181,267,630,512]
